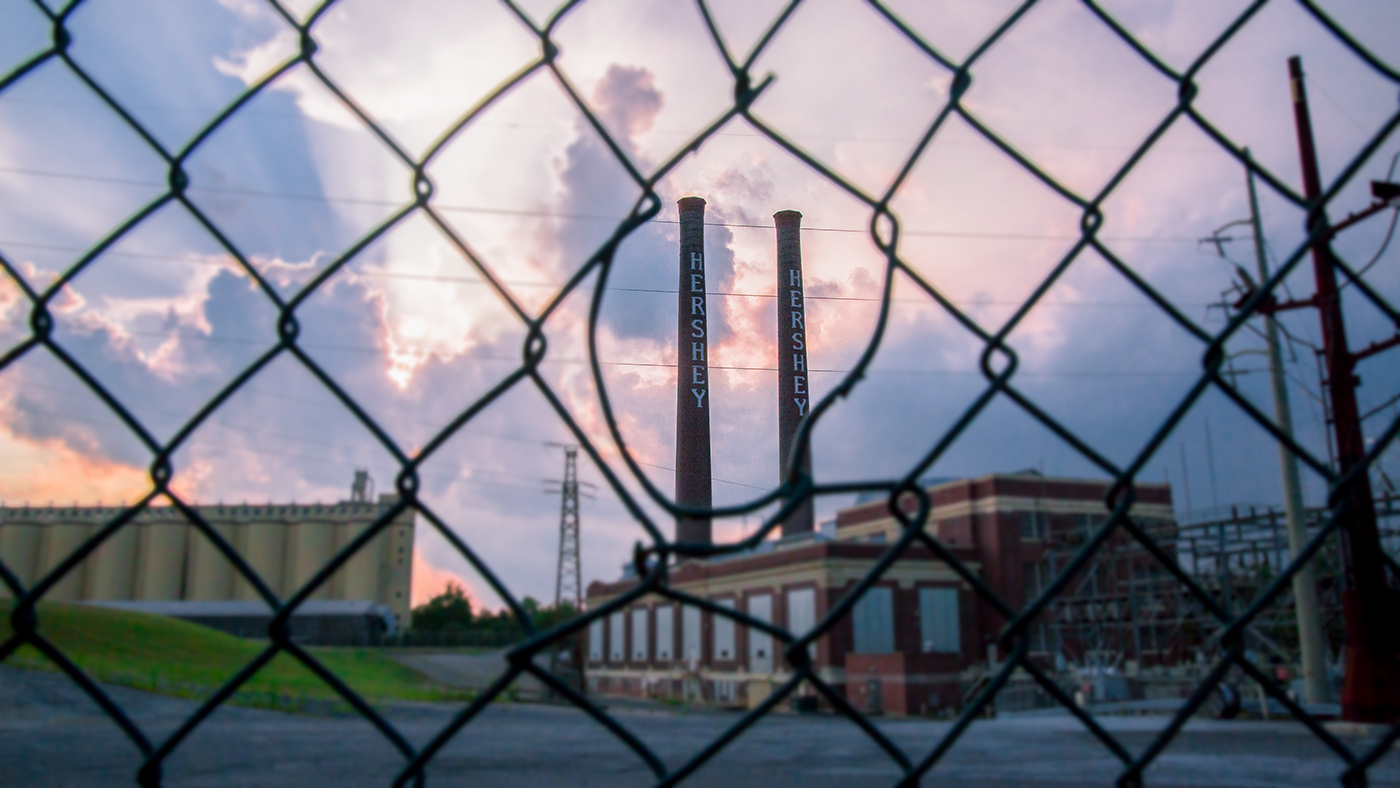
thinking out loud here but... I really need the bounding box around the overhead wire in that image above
[7,379,766,496]
[31,324,1206,378]
[0,163,1203,243]
[0,238,1211,310]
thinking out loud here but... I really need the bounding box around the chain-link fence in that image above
[1,0,1398,786]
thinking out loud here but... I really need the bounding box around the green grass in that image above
[0,601,474,711]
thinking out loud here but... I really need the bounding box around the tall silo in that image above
[86,508,137,600]
[339,513,384,602]
[288,512,335,600]
[135,509,188,601]
[187,510,235,601]
[235,509,286,601]
[38,511,91,602]
[0,512,43,598]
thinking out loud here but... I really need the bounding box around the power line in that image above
[8,379,769,494]
[39,324,1205,378]
[0,238,1209,309]
[3,96,1225,154]
[0,164,1201,243]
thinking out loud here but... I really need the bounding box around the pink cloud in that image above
[409,545,480,609]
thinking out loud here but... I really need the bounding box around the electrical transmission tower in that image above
[545,443,593,696]
[545,443,591,612]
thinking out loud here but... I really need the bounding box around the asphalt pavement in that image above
[2,665,1397,787]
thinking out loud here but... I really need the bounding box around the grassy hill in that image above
[0,601,472,711]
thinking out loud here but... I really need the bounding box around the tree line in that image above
[410,582,580,633]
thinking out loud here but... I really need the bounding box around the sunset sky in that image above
[1,0,1397,609]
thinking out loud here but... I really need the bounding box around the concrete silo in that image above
[86,509,138,601]
[338,516,384,602]
[0,511,43,598]
[235,510,287,601]
[288,513,336,600]
[135,510,187,601]
[38,511,92,602]
[186,513,235,601]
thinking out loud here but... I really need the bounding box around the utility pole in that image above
[1243,147,1331,705]
[1286,55,1400,723]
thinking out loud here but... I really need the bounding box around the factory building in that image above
[0,495,415,630]
[592,197,1178,714]
[585,472,1175,715]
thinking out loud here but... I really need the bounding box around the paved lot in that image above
[385,650,550,698]
[2,666,1397,787]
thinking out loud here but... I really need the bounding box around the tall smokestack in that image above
[775,210,814,537]
[675,197,712,545]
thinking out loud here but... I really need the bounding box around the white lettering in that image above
[690,251,703,270]
[691,273,704,292]
[791,332,804,350]
[691,319,705,338]
[789,290,801,308]
[692,366,706,385]
[791,311,804,330]
[794,376,806,395]
[691,341,705,362]
[691,296,705,316]
[789,269,801,287]
[794,398,807,416]
[692,388,707,407]
[792,354,805,373]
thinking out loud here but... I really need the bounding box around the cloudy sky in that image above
[0,0,1397,610]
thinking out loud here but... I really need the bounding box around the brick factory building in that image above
[584,472,1175,715]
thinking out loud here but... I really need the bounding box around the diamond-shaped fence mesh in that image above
[1,0,1398,785]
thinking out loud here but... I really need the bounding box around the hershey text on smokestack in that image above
[688,248,707,410]
[675,196,713,545]
[787,266,807,418]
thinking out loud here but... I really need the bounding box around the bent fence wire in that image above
[0,1,1398,786]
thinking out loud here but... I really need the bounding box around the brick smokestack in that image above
[775,210,814,537]
[675,197,712,545]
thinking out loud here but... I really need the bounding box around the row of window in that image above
[588,586,962,665]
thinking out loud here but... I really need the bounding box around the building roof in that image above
[587,538,974,600]
[837,472,1173,530]
[83,599,395,619]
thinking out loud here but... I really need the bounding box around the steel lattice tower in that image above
[551,444,582,611]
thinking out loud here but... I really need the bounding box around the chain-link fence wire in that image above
[0,0,1398,785]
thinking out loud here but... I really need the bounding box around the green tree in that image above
[410,582,474,631]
